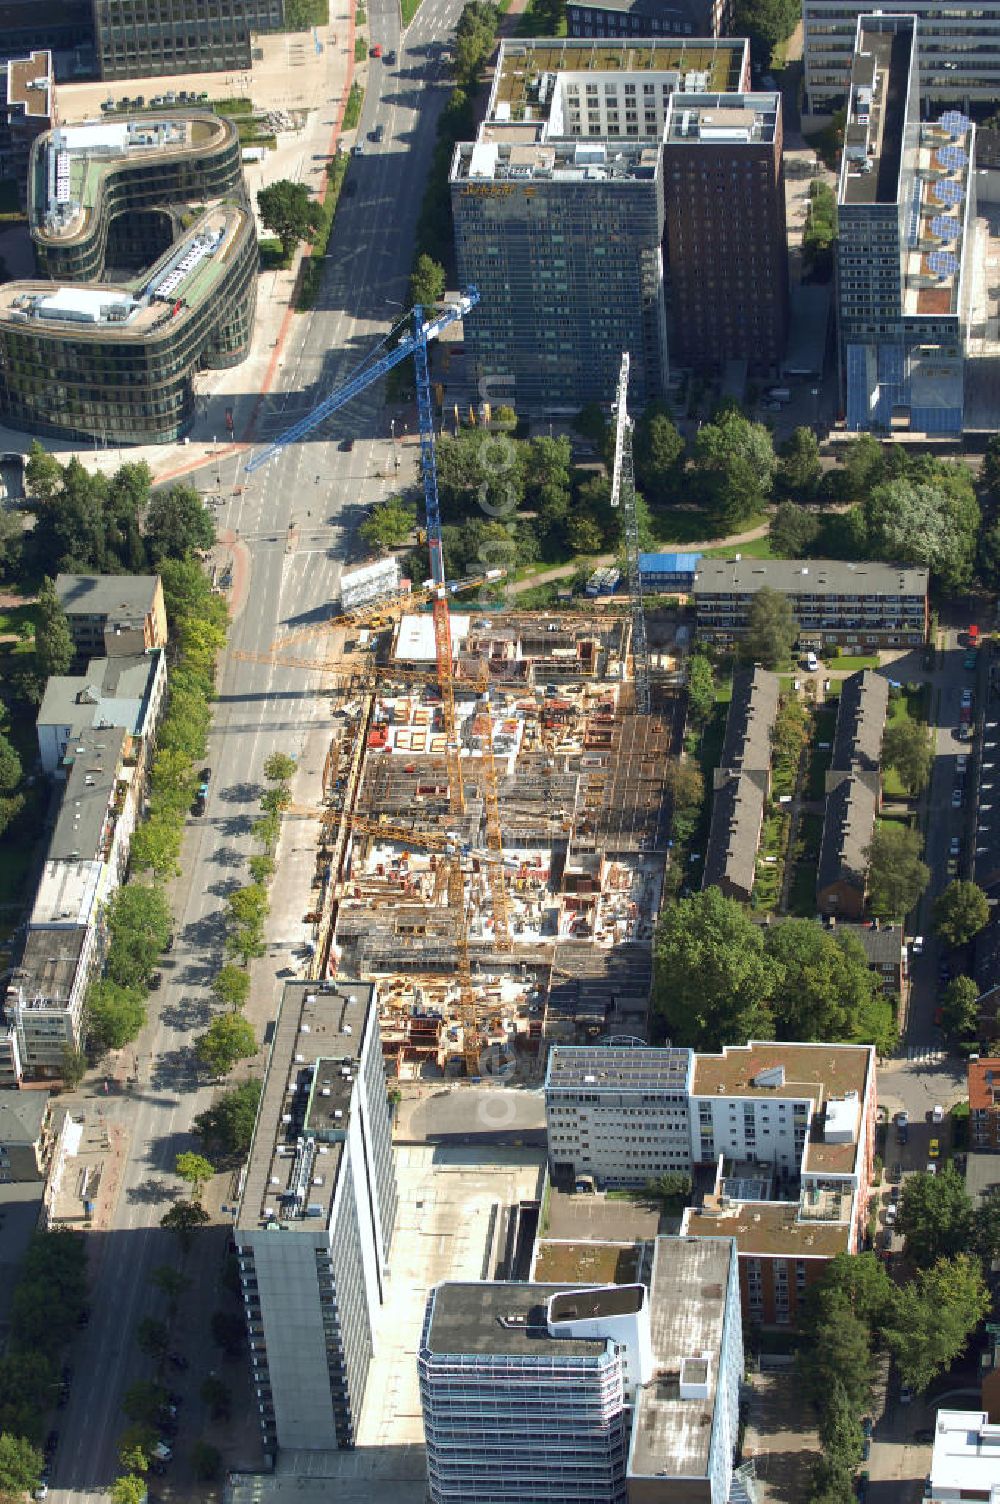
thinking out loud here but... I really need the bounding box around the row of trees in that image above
[653,890,896,1053]
[799,1248,989,1502]
[0,1230,88,1495]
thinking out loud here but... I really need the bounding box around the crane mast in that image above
[610,352,651,715]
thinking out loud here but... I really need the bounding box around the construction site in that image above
[243,320,685,1082]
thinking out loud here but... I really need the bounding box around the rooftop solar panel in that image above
[928,249,960,276]
[930,214,960,240]
[931,178,963,206]
[936,145,968,170]
[938,110,970,137]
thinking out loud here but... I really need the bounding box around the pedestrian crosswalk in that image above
[904,1045,947,1065]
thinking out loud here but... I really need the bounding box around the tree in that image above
[122,1379,167,1428]
[770,500,820,559]
[692,409,776,532]
[196,1014,257,1077]
[934,879,990,948]
[226,883,269,930]
[812,1251,892,1327]
[360,496,416,553]
[0,733,20,797]
[117,1444,149,1478]
[777,427,822,500]
[149,1265,190,1316]
[664,761,704,814]
[686,653,715,726]
[191,1440,223,1481]
[743,586,796,669]
[111,1472,148,1503]
[257,179,323,259]
[175,1152,215,1202]
[145,483,215,563]
[881,716,933,796]
[135,1316,170,1360]
[802,182,839,282]
[248,853,275,884]
[645,1171,693,1205]
[883,1253,989,1392]
[634,405,684,504]
[212,964,251,1011]
[33,576,73,679]
[86,980,146,1052]
[0,1434,42,1496]
[565,513,604,556]
[733,0,799,59]
[160,1201,210,1251]
[409,253,446,309]
[24,440,63,503]
[129,813,182,878]
[263,752,296,784]
[865,823,929,919]
[765,922,879,1043]
[897,1165,973,1268]
[193,1080,263,1161]
[798,1292,874,1418]
[973,1186,1000,1266]
[864,476,980,594]
[105,884,173,988]
[210,1309,246,1357]
[59,1046,87,1089]
[653,888,775,1050]
[940,974,980,1039]
[573,402,608,452]
[200,1375,232,1422]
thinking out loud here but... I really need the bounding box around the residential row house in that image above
[817,669,889,920]
[703,667,780,903]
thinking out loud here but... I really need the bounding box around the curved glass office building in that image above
[0,112,256,444]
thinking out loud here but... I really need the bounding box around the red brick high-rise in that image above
[663,91,789,375]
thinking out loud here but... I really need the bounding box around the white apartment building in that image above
[236,980,397,1460]
[545,1044,693,1187]
[927,1410,1000,1502]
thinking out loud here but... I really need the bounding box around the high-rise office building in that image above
[419,1236,744,1504]
[663,90,789,374]
[836,15,974,434]
[92,0,285,81]
[566,0,730,42]
[235,980,397,1460]
[804,0,1000,114]
[450,38,749,409]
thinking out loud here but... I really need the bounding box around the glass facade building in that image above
[92,0,285,81]
[0,113,256,446]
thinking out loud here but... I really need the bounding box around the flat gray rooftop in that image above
[238,979,375,1234]
[55,573,158,619]
[49,725,126,862]
[425,1282,607,1358]
[631,1236,736,1478]
[546,1044,691,1092]
[692,556,928,599]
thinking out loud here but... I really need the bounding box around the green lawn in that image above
[283,0,329,23]
[806,704,837,801]
[830,653,880,672]
[0,603,34,639]
[343,81,364,129]
[649,506,769,548]
[354,35,368,60]
[753,811,789,912]
[702,534,773,560]
[213,97,253,115]
[400,0,422,22]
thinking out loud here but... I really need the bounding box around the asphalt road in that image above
[48,2,467,1497]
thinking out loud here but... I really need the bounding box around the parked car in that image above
[956,754,968,774]
[965,651,978,670]
[952,786,964,807]
[885,1203,897,1224]
[911,934,924,955]
[961,688,974,708]
[191,792,206,817]
[339,437,354,452]
[370,43,382,56]
[932,1104,944,1122]
[926,1161,938,1176]
[891,1161,902,1181]
[947,856,958,876]
[804,651,819,672]
[900,1386,914,1405]
[385,48,396,63]
[862,1416,873,1438]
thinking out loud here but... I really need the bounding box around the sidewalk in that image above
[508,519,773,595]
